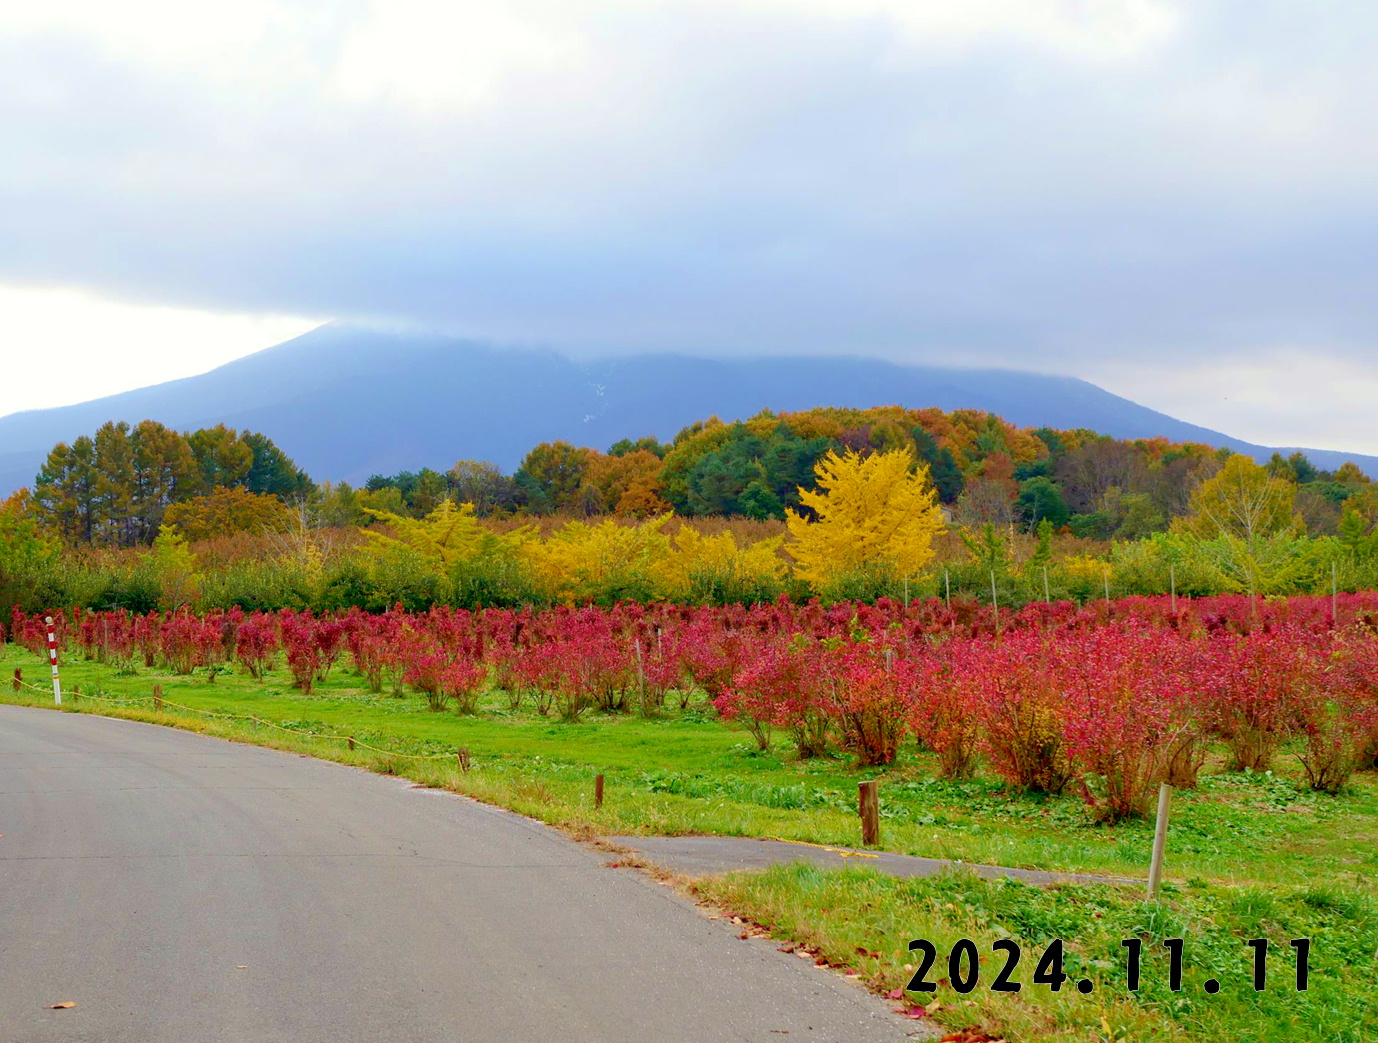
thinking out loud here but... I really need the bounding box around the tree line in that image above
[33,422,309,546]
[354,406,1375,540]
[26,405,1378,548]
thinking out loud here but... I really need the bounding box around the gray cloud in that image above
[3,0,1377,448]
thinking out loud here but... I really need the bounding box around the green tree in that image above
[739,479,784,520]
[410,468,448,516]
[33,435,98,542]
[1288,451,1320,484]
[515,441,591,513]
[607,436,668,458]
[243,432,313,500]
[130,420,200,542]
[1016,476,1069,529]
[93,421,135,545]
[187,424,253,489]
[911,427,964,502]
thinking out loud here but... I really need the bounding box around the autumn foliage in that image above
[15,591,1378,818]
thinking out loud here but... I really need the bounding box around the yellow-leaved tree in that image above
[362,499,520,569]
[653,525,787,600]
[785,448,945,587]
[1172,454,1303,543]
[522,516,673,603]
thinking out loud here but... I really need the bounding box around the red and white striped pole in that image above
[45,615,61,705]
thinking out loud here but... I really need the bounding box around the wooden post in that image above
[595,773,605,808]
[11,667,20,694]
[1332,560,1340,629]
[858,780,880,847]
[944,569,951,609]
[457,747,471,772]
[1104,570,1112,610]
[348,736,355,751]
[153,683,163,711]
[990,570,1000,638]
[1170,563,1177,614]
[1043,565,1050,604]
[1146,783,1172,900]
[71,684,79,704]
[903,576,909,609]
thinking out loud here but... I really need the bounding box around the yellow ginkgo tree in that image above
[785,448,945,588]
[362,499,527,570]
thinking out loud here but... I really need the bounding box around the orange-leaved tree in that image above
[785,448,945,587]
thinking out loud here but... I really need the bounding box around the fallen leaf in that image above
[886,988,905,1000]
[49,1002,76,1010]
[1101,1016,1112,1035]
[924,999,943,1014]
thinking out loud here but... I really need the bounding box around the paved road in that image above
[0,707,916,1043]
[612,836,1136,887]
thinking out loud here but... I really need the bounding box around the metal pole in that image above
[45,616,61,705]
[1146,784,1172,900]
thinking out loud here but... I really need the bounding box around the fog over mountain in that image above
[0,324,1373,495]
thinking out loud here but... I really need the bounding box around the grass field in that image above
[3,645,1375,1042]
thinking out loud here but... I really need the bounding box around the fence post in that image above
[45,616,61,705]
[595,773,605,808]
[11,667,19,694]
[457,747,471,772]
[1146,783,1173,900]
[153,683,163,711]
[990,571,1000,638]
[348,736,356,751]
[1043,565,1050,603]
[1170,564,1177,614]
[1332,561,1340,628]
[72,684,79,704]
[858,780,880,846]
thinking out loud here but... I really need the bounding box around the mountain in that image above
[0,323,1373,494]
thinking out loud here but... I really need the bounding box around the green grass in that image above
[695,864,1378,1042]
[4,645,1376,1041]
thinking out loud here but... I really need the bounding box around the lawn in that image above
[4,644,1375,1041]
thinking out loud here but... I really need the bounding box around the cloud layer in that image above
[3,1,1375,449]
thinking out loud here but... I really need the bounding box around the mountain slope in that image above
[0,324,1371,493]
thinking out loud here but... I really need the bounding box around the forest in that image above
[4,404,1378,616]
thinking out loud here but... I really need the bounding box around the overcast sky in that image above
[3,1,1375,451]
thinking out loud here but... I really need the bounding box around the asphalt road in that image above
[0,706,917,1043]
